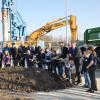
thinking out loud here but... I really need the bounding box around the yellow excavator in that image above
[28,15,77,42]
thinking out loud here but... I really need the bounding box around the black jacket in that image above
[61,46,69,59]
[10,47,18,59]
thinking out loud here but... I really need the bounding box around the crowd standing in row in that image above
[0,42,98,93]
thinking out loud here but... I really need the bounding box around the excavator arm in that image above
[29,15,77,42]
[44,21,67,31]
[29,18,68,41]
[30,28,45,40]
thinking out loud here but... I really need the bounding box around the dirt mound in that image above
[0,67,71,93]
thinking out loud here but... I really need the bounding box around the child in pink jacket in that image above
[2,50,11,67]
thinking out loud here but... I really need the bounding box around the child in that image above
[2,50,11,67]
[26,50,33,68]
[51,49,58,75]
[26,49,37,68]
[69,57,76,84]
[40,49,46,69]
[45,48,52,73]
[65,54,71,80]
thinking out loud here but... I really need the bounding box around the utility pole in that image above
[65,0,68,44]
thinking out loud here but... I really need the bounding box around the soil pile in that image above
[0,67,71,93]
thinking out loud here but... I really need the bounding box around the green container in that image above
[84,27,100,44]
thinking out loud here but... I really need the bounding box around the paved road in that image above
[35,86,100,100]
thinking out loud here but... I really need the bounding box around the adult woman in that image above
[86,47,97,93]
[82,49,91,88]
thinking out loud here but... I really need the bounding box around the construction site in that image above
[0,0,100,100]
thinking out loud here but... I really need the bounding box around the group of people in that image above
[0,41,98,93]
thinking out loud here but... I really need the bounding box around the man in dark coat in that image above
[18,43,27,67]
[60,42,69,59]
[27,43,35,55]
[69,42,82,84]
[58,42,69,77]
[10,44,18,67]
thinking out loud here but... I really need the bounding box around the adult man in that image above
[10,43,18,67]
[18,43,26,67]
[27,43,35,55]
[69,42,82,84]
[60,42,69,59]
[95,46,100,65]
[59,42,69,77]
[3,44,11,54]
